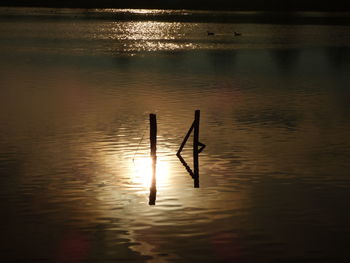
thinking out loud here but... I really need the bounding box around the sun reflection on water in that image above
[101,20,198,52]
[132,156,170,188]
[119,21,181,40]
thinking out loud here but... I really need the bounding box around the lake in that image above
[0,7,350,262]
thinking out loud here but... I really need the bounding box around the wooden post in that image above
[193,110,200,188]
[176,110,205,188]
[150,114,157,160]
[149,114,157,205]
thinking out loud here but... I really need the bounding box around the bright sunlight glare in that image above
[132,157,170,188]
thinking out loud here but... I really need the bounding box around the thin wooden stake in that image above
[150,114,157,160]
[149,114,157,205]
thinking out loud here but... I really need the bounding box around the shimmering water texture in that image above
[0,7,350,263]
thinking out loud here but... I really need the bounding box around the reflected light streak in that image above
[100,20,199,52]
[100,9,172,15]
[132,156,170,188]
[119,21,180,41]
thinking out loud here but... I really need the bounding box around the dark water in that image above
[1,7,350,263]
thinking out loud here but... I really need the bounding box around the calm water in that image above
[1,7,350,263]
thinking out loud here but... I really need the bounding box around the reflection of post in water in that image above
[177,110,206,188]
[149,114,157,205]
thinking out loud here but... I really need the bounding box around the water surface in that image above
[1,7,350,262]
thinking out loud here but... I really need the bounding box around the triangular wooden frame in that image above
[176,110,206,187]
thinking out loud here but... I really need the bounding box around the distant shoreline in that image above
[1,0,350,12]
[1,6,350,25]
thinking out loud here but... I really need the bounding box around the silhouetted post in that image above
[176,110,205,187]
[149,114,157,205]
[193,110,200,188]
[150,114,157,159]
